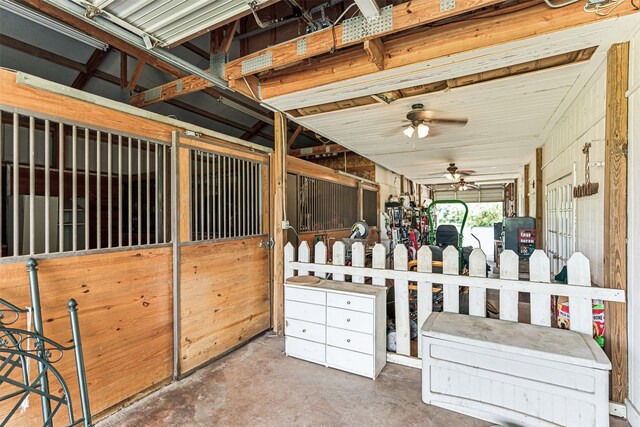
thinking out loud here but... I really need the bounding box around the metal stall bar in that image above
[12,113,18,256]
[29,116,35,255]
[59,123,64,253]
[0,113,3,256]
[137,139,142,245]
[223,156,227,239]
[72,126,78,252]
[162,144,167,243]
[194,150,198,240]
[242,159,246,237]
[44,120,50,254]
[170,132,179,380]
[217,154,221,239]
[206,153,210,240]
[96,131,101,249]
[155,142,159,244]
[107,133,112,248]
[118,136,123,247]
[200,151,204,240]
[146,140,150,245]
[128,137,132,247]
[84,128,89,250]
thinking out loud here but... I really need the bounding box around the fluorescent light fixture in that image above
[0,0,109,51]
[417,123,429,138]
[403,125,415,138]
[354,0,381,19]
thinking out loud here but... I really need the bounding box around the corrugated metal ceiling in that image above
[99,0,263,46]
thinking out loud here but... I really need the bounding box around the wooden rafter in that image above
[287,125,303,148]
[128,59,146,91]
[363,38,384,71]
[255,1,639,100]
[240,121,267,140]
[120,51,127,88]
[289,143,350,158]
[72,47,112,89]
[224,0,508,80]
[182,41,209,60]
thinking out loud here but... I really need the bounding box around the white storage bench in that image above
[422,312,611,427]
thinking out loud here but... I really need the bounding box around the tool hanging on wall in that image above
[574,143,600,198]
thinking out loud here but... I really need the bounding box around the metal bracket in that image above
[259,237,275,249]
[440,0,456,12]
[342,5,393,44]
[297,38,307,56]
[210,52,227,79]
[241,52,273,74]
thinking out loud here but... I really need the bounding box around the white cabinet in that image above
[284,278,386,379]
[422,312,612,427]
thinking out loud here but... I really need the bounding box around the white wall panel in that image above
[540,60,607,285]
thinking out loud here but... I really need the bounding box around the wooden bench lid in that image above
[285,275,322,285]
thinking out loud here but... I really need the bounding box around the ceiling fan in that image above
[444,163,475,181]
[451,178,478,191]
[399,104,468,143]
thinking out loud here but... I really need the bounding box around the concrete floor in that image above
[98,335,630,427]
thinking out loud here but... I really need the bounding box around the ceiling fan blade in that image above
[424,117,468,126]
[457,169,476,176]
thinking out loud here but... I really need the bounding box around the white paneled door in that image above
[546,174,575,275]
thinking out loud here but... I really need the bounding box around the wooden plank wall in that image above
[0,248,173,424]
[179,238,270,373]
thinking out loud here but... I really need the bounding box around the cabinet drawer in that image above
[327,307,373,334]
[285,318,325,344]
[285,286,326,306]
[327,326,373,355]
[327,346,374,378]
[327,292,374,313]
[286,336,325,365]
[285,300,325,324]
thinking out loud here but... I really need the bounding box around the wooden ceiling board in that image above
[294,63,581,184]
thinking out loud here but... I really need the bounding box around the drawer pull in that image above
[347,301,351,305]
[347,318,351,322]
[302,329,306,333]
[347,339,351,343]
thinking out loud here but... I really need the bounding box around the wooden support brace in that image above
[287,125,303,148]
[364,38,385,71]
[120,51,127,88]
[72,47,111,90]
[289,143,350,158]
[271,112,287,334]
[603,42,629,404]
[128,60,146,92]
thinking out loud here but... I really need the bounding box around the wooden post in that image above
[604,42,629,404]
[272,111,287,334]
[523,164,530,216]
[535,148,543,249]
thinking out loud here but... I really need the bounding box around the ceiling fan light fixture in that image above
[403,125,415,138]
[417,123,429,138]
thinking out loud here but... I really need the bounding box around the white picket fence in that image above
[283,241,625,367]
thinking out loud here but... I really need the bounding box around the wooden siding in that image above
[0,247,173,423]
[179,237,270,373]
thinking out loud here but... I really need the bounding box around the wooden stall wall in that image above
[0,247,173,424]
[179,238,270,373]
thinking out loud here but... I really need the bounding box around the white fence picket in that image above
[351,242,365,284]
[298,241,310,276]
[332,241,345,281]
[314,241,327,279]
[567,253,593,336]
[529,250,551,327]
[468,249,487,317]
[499,250,519,322]
[372,243,386,287]
[442,246,459,313]
[284,242,295,280]
[394,244,410,356]
[417,246,433,358]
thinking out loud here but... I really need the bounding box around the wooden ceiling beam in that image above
[240,120,267,140]
[224,0,508,80]
[72,47,112,89]
[363,38,385,71]
[287,125,303,148]
[289,143,351,158]
[182,41,210,60]
[256,0,639,99]
[120,51,127,88]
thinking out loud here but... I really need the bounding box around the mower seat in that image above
[436,224,459,248]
